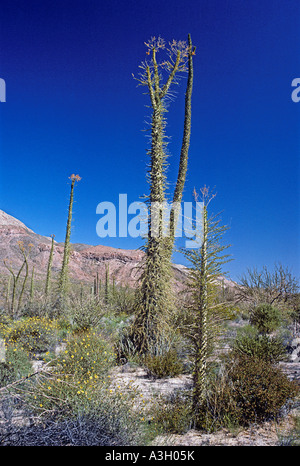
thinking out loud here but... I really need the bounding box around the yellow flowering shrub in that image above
[6,330,157,445]
[27,330,116,415]
[1,317,59,354]
[58,331,115,380]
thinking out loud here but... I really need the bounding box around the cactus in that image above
[93,271,101,298]
[5,275,11,312]
[112,275,116,297]
[16,243,32,314]
[3,259,22,318]
[96,271,100,296]
[30,266,35,301]
[4,241,33,318]
[104,263,110,305]
[45,234,55,298]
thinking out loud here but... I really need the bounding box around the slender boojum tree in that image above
[181,187,232,421]
[30,266,35,301]
[58,174,81,302]
[168,34,194,257]
[45,234,55,298]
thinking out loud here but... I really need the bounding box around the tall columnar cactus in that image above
[6,275,11,312]
[96,271,100,297]
[45,234,55,298]
[130,35,195,354]
[30,266,35,301]
[105,263,110,305]
[58,174,81,302]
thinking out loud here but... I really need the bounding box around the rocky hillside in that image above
[0,210,191,290]
[0,209,237,294]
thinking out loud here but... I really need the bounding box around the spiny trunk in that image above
[192,206,208,417]
[168,34,194,257]
[45,234,55,298]
[58,178,76,301]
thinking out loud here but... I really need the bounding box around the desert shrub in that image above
[115,327,139,365]
[143,349,184,379]
[15,331,153,446]
[0,344,32,387]
[250,303,282,334]
[232,326,287,363]
[1,317,58,354]
[111,285,136,315]
[69,297,105,332]
[56,316,72,339]
[151,390,192,434]
[57,331,116,380]
[278,414,300,446]
[24,330,116,416]
[100,314,132,345]
[3,382,152,446]
[194,370,241,432]
[194,355,299,430]
[228,355,299,425]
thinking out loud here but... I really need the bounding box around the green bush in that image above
[195,355,299,430]
[194,371,241,432]
[2,317,58,354]
[250,303,281,334]
[70,297,105,332]
[0,344,32,387]
[228,355,299,425]
[57,330,116,380]
[151,390,192,434]
[232,326,287,363]
[17,330,154,446]
[23,332,117,421]
[143,349,184,379]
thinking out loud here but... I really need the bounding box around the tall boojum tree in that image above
[130,35,195,354]
[45,234,55,299]
[58,174,81,305]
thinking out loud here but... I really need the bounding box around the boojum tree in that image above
[30,266,35,302]
[58,174,81,304]
[45,234,55,299]
[130,35,195,355]
[181,187,232,422]
[4,241,33,319]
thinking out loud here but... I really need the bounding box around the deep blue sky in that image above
[0,0,299,281]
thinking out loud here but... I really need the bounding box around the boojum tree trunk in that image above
[192,204,208,412]
[45,234,55,299]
